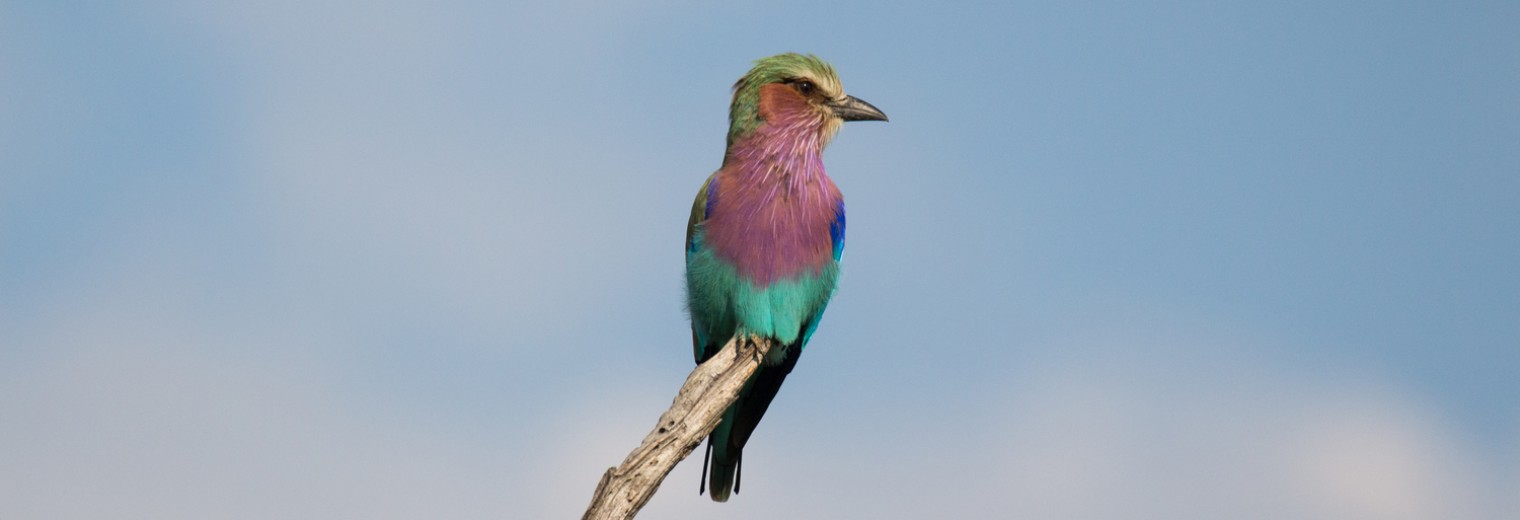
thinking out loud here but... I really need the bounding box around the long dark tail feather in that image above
[705,404,740,502]
[707,444,739,502]
[701,343,804,502]
[700,440,710,495]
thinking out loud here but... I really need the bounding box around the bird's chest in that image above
[702,186,837,286]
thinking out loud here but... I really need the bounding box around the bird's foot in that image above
[736,334,765,363]
[732,335,748,361]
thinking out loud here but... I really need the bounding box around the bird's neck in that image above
[723,118,830,189]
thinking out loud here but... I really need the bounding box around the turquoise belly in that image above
[685,245,839,364]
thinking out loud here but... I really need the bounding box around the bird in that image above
[684,53,886,502]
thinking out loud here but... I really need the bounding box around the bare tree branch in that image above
[580,335,772,520]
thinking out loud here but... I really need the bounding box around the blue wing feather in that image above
[686,174,720,257]
[828,198,845,261]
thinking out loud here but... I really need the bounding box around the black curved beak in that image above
[830,95,888,122]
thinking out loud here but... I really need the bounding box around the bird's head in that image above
[727,53,887,148]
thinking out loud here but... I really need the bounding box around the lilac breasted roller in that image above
[684,53,886,502]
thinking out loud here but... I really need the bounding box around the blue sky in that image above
[2,1,1517,518]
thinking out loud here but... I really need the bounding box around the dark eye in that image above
[794,80,816,96]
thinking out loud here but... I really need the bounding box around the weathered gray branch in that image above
[580,335,772,520]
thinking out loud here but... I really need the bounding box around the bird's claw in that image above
[737,335,764,363]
